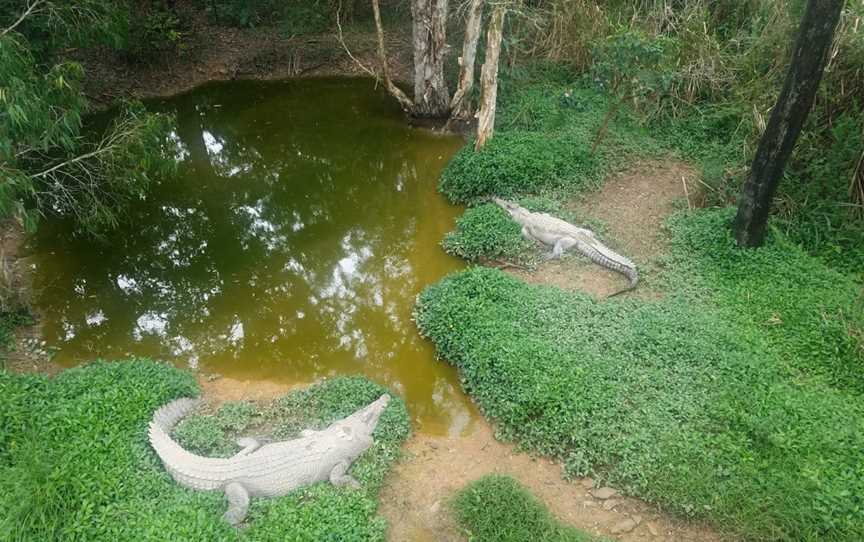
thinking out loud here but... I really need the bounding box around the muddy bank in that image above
[80,9,413,107]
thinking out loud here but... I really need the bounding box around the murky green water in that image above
[29,78,476,435]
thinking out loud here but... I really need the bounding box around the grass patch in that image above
[451,475,600,542]
[441,197,604,265]
[0,360,409,541]
[416,208,864,540]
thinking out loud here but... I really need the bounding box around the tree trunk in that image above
[449,0,485,121]
[475,5,506,151]
[372,0,414,112]
[733,0,844,247]
[410,0,451,118]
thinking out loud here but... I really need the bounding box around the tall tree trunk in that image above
[372,0,414,112]
[449,0,485,121]
[475,5,506,151]
[733,0,844,247]
[411,0,451,118]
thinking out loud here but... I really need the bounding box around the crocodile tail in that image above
[578,239,639,293]
[148,398,203,468]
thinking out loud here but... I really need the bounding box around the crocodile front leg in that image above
[329,460,361,489]
[233,437,261,458]
[546,236,578,260]
[222,482,250,525]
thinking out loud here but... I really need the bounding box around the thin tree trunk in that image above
[449,0,485,121]
[372,0,414,112]
[733,0,844,247]
[475,5,506,151]
[411,0,451,118]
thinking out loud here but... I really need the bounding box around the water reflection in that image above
[30,79,474,436]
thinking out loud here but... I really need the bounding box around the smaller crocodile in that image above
[149,394,390,525]
[493,197,638,295]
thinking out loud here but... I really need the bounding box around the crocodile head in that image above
[341,394,391,437]
[492,197,519,216]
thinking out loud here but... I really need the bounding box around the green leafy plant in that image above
[0,361,410,540]
[452,475,600,542]
[439,131,601,203]
[417,208,864,540]
[441,203,532,263]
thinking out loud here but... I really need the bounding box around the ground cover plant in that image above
[0,360,409,541]
[417,208,864,541]
[451,475,600,542]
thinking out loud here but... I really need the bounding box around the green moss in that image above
[0,360,410,541]
[416,208,864,540]
[451,475,600,542]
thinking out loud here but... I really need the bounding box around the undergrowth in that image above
[451,475,600,542]
[0,360,409,541]
[441,196,601,264]
[417,208,864,541]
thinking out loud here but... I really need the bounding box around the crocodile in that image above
[148,393,390,525]
[493,197,638,295]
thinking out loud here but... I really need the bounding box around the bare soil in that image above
[508,160,700,299]
[379,423,723,542]
[80,10,414,106]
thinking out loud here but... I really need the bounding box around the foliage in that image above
[121,3,188,62]
[441,203,531,263]
[0,360,409,540]
[0,308,30,367]
[416,208,864,540]
[439,131,601,203]
[441,197,600,264]
[590,30,674,110]
[451,475,599,542]
[0,1,176,235]
[196,0,334,32]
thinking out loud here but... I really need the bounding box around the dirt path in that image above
[509,160,699,298]
[378,160,727,541]
[379,421,723,542]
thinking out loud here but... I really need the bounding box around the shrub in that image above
[451,475,598,542]
[441,203,532,263]
[416,208,864,540]
[439,131,601,204]
[0,361,409,540]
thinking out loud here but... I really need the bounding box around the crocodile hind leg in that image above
[329,460,361,489]
[222,482,250,526]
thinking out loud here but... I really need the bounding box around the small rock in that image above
[591,487,618,500]
[428,441,439,450]
[207,373,222,381]
[646,522,660,536]
[610,518,638,535]
[581,477,595,489]
[632,515,642,525]
[429,501,440,514]
[602,499,620,511]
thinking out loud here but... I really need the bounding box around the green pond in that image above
[29,78,477,435]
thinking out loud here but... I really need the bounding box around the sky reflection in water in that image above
[30,78,476,436]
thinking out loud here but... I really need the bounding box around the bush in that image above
[0,361,409,541]
[416,208,864,540]
[451,475,598,542]
[439,131,601,204]
[441,203,532,263]
[121,5,187,63]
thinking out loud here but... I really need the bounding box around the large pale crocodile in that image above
[493,197,638,295]
[148,394,390,525]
